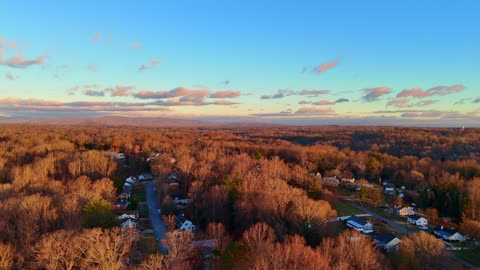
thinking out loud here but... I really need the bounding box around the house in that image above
[118,191,132,200]
[173,195,194,206]
[373,233,401,252]
[176,215,196,231]
[407,215,428,226]
[395,206,415,216]
[342,178,356,184]
[346,215,374,234]
[383,183,395,194]
[167,172,181,183]
[118,213,138,229]
[434,226,465,242]
[323,176,340,186]
[125,176,137,185]
[137,173,153,181]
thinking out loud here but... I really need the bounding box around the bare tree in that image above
[161,231,194,270]
[0,242,14,270]
[398,231,447,270]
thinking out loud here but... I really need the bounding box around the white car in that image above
[157,209,161,213]
[418,225,428,230]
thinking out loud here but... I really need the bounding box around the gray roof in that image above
[346,215,369,226]
[374,233,398,245]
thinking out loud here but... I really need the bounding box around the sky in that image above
[1,1,479,126]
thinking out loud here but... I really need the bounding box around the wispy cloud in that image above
[138,58,160,72]
[209,90,241,98]
[473,98,480,103]
[312,100,336,106]
[313,58,340,73]
[428,84,464,96]
[335,98,349,103]
[362,87,391,102]
[134,87,210,99]
[83,90,105,97]
[261,89,329,99]
[105,85,135,97]
[87,64,97,71]
[295,107,335,115]
[92,32,102,43]
[397,87,431,98]
[2,55,47,69]
[298,100,311,105]
[397,85,464,98]
[132,42,142,50]
[5,72,18,80]
[387,98,437,108]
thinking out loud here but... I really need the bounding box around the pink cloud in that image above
[213,100,239,105]
[295,107,335,115]
[105,85,135,97]
[313,58,340,73]
[5,72,18,80]
[132,42,142,50]
[387,98,409,107]
[92,33,102,43]
[397,87,432,98]
[362,87,391,102]
[428,84,464,96]
[2,55,46,69]
[298,89,330,95]
[138,58,160,72]
[312,100,336,106]
[209,90,241,98]
[134,87,209,99]
[298,100,311,105]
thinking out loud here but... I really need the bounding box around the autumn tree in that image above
[161,231,194,270]
[397,231,448,270]
[140,253,169,270]
[0,242,15,270]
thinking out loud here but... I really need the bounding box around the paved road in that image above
[340,198,410,234]
[340,198,477,269]
[145,181,167,253]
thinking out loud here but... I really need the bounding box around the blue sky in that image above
[1,0,479,125]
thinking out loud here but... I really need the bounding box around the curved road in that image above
[145,181,167,253]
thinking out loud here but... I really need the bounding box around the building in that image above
[407,215,428,226]
[373,233,401,252]
[383,183,395,194]
[434,226,465,242]
[342,178,356,184]
[118,213,138,229]
[346,215,373,234]
[176,215,196,231]
[395,206,415,217]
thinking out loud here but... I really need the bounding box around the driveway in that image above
[145,181,167,253]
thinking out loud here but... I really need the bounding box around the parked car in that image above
[418,225,429,230]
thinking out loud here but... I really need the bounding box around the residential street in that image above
[340,198,477,269]
[145,181,167,252]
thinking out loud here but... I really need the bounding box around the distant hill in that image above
[21,116,216,127]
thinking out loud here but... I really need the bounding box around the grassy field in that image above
[333,200,364,216]
[453,249,480,267]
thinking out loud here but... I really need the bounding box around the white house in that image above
[176,215,196,231]
[407,215,428,226]
[434,226,465,242]
[373,233,401,252]
[383,183,395,194]
[342,178,355,184]
[346,215,373,234]
[396,206,415,217]
[323,176,340,186]
[118,213,138,229]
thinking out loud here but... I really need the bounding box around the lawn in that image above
[134,190,146,202]
[453,249,480,267]
[333,200,364,216]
